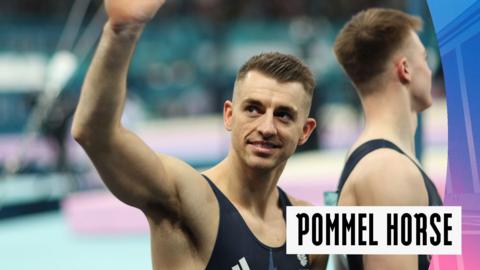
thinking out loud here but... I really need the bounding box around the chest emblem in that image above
[231,257,250,270]
[297,254,308,267]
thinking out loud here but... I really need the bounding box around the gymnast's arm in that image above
[347,149,428,270]
[71,0,214,221]
[289,197,329,270]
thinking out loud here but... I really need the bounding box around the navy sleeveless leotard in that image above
[337,139,443,270]
[203,175,310,270]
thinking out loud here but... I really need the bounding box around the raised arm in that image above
[71,0,207,215]
[72,0,158,141]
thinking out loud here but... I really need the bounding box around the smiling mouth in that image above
[250,141,278,148]
[247,140,281,150]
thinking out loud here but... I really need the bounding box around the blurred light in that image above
[0,53,47,92]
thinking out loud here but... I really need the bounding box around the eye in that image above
[275,111,293,122]
[245,105,260,115]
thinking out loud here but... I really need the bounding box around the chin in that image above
[246,156,282,171]
[413,94,433,112]
[249,161,277,171]
[420,97,433,111]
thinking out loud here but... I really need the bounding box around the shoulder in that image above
[348,148,428,206]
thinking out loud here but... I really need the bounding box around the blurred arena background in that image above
[0,0,446,269]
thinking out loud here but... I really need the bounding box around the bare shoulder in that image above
[348,148,428,206]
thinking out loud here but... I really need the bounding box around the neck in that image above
[206,151,286,217]
[359,83,418,156]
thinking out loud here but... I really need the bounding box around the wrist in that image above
[104,20,145,39]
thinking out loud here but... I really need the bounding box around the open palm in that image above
[105,0,166,25]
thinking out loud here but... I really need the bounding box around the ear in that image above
[298,118,317,145]
[224,100,233,131]
[396,57,411,83]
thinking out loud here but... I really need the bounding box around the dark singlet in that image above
[336,139,443,270]
[203,175,310,270]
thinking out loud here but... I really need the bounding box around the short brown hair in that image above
[236,52,316,97]
[333,8,422,93]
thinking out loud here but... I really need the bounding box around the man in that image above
[333,8,443,270]
[72,0,326,269]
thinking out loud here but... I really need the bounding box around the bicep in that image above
[310,255,329,270]
[364,255,417,270]
[82,127,181,210]
[82,127,218,236]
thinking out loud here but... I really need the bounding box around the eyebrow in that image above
[242,98,263,107]
[276,105,298,117]
[242,98,298,116]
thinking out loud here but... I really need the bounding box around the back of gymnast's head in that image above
[333,8,423,96]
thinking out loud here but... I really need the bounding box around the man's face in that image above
[224,71,316,171]
[404,31,433,111]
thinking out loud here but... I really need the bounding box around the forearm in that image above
[72,21,144,144]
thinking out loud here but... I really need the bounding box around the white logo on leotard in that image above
[231,257,250,270]
[297,254,308,267]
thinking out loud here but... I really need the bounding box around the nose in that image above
[257,113,277,138]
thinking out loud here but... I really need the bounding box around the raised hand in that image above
[105,0,166,27]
